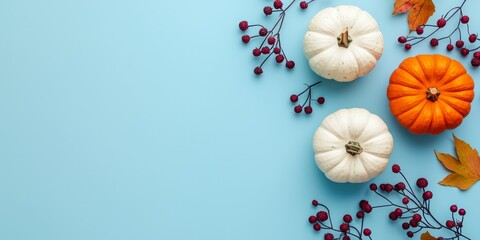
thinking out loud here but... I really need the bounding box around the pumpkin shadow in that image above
[313,171,370,199]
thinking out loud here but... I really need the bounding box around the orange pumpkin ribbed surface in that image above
[387,54,475,135]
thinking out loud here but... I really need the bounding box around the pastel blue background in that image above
[0,0,479,239]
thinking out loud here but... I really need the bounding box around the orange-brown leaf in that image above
[407,0,435,31]
[420,231,437,240]
[435,134,480,190]
[392,0,415,14]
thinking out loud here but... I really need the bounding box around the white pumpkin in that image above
[313,108,394,183]
[304,5,384,82]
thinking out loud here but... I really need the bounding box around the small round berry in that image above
[317,97,325,104]
[342,236,350,240]
[446,220,455,229]
[308,216,317,223]
[239,21,248,31]
[273,47,281,54]
[242,35,251,43]
[273,0,283,9]
[385,184,393,193]
[398,36,407,43]
[254,67,263,75]
[457,221,463,228]
[402,197,410,205]
[389,212,398,221]
[313,223,321,231]
[275,54,285,63]
[259,27,268,36]
[437,18,447,28]
[412,213,422,222]
[380,184,386,191]
[359,200,368,209]
[409,219,419,227]
[300,1,308,9]
[304,106,313,114]
[339,223,349,232]
[392,164,401,173]
[471,58,480,67]
[461,15,470,24]
[402,222,410,230]
[316,211,328,222]
[263,6,273,15]
[356,211,364,219]
[469,34,477,43]
[369,183,377,191]
[324,233,334,240]
[423,191,433,200]
[394,208,403,217]
[252,48,261,57]
[286,60,295,69]
[450,204,458,212]
[461,48,470,56]
[395,182,406,191]
[312,200,319,206]
[456,40,464,48]
[290,94,299,103]
[363,228,372,236]
[405,44,412,50]
[459,208,466,216]
[363,204,372,213]
[294,105,302,113]
[407,231,414,238]
[261,46,270,54]
[343,214,352,223]
[268,36,276,45]
[416,26,424,35]
[430,38,439,47]
[446,44,454,51]
[474,51,480,59]
[416,178,428,188]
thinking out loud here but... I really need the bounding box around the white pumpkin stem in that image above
[337,28,352,48]
[426,87,440,102]
[345,141,363,156]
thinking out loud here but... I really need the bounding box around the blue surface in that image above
[0,0,479,239]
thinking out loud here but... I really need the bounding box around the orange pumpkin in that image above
[387,54,474,134]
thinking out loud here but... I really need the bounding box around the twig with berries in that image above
[397,0,480,67]
[289,81,324,114]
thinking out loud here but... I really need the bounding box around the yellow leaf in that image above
[407,0,435,31]
[420,231,437,240]
[435,134,480,190]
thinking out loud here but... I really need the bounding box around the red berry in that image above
[446,44,454,51]
[313,223,321,231]
[294,105,302,113]
[398,36,407,43]
[316,211,328,222]
[456,40,464,48]
[356,211,364,219]
[446,220,455,229]
[304,106,313,114]
[409,219,419,227]
[363,204,372,213]
[389,212,398,221]
[343,237,350,240]
[308,216,317,223]
[402,197,409,204]
[242,35,251,43]
[471,58,480,67]
[290,94,298,102]
[275,54,285,63]
[273,47,281,54]
[461,15,470,24]
[380,184,386,191]
[416,178,428,188]
[259,27,268,36]
[340,223,349,232]
[461,48,470,56]
[359,200,368,209]
[394,208,403,217]
[317,97,325,104]
[254,67,263,75]
[407,231,414,238]
[437,18,447,28]
[450,205,458,212]
[312,200,319,206]
[423,191,433,200]
[402,222,410,230]
[370,183,377,191]
[385,184,393,193]
[412,214,422,222]
[457,221,463,228]
[405,44,412,50]
[261,46,270,54]
[430,38,439,47]
[263,6,273,15]
[324,233,334,240]
[252,48,261,57]
[273,0,283,9]
[363,228,372,236]
[474,51,480,59]
[469,34,477,43]
[343,214,352,223]
[239,21,248,31]
[459,208,466,216]
[268,36,276,45]
[395,182,406,191]
[416,27,424,35]
[300,1,308,9]
[392,164,401,173]
[285,60,295,69]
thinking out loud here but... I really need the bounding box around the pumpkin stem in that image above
[426,87,440,102]
[345,141,363,156]
[337,28,352,48]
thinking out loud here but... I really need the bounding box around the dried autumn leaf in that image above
[420,231,437,240]
[392,0,436,31]
[435,135,480,190]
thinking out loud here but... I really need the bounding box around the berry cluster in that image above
[397,0,480,67]
[309,164,470,239]
[238,0,316,75]
[289,81,324,114]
